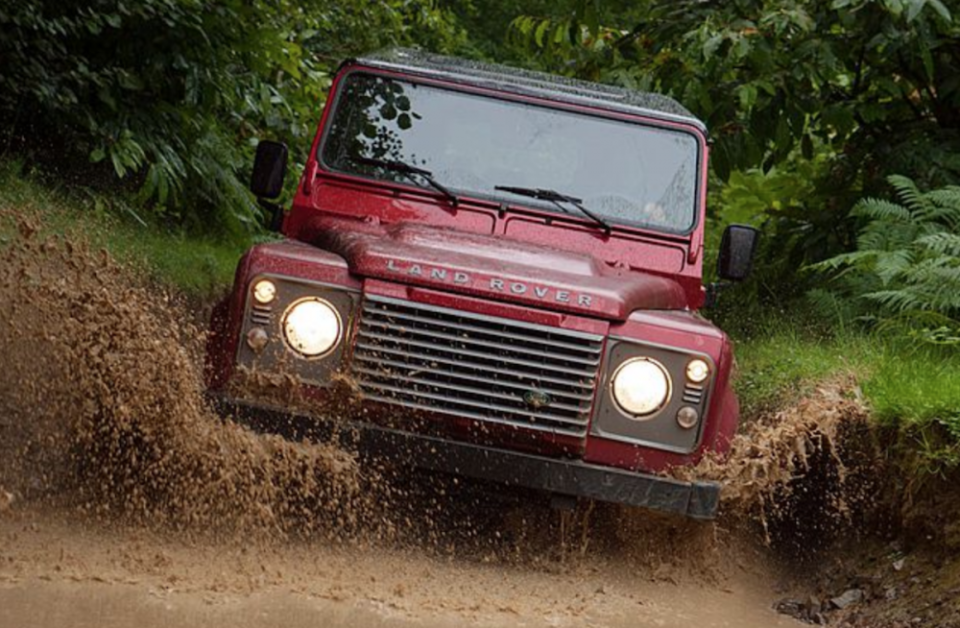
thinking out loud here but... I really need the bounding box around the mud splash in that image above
[687,379,878,550]
[0,212,738,575]
[0,207,893,567]
[4,208,927,626]
[0,216,373,539]
[0,212,878,545]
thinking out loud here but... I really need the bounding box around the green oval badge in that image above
[523,389,552,409]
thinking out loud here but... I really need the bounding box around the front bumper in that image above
[211,396,721,520]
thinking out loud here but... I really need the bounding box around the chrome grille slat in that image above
[353,367,589,414]
[359,319,601,367]
[352,296,603,437]
[352,355,594,401]
[362,382,588,426]
[360,308,600,354]
[356,330,597,378]
[353,342,594,390]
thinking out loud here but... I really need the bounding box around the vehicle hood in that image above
[309,216,688,321]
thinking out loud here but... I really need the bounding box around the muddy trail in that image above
[1,216,957,627]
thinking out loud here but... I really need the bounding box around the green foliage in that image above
[509,0,960,189]
[706,150,826,273]
[506,0,960,309]
[0,0,465,233]
[703,147,857,325]
[810,176,960,341]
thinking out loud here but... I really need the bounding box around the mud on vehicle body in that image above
[206,49,759,520]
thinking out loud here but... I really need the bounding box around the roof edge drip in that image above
[348,48,706,132]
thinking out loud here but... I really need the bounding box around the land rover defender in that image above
[206,49,759,520]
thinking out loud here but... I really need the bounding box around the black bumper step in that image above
[211,395,721,520]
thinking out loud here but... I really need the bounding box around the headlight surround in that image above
[610,357,672,418]
[281,297,342,358]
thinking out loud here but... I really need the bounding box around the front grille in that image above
[352,296,604,436]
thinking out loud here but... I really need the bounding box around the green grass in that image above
[733,315,960,467]
[865,349,960,432]
[733,329,874,415]
[0,162,247,297]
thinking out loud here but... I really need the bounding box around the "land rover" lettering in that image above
[386,259,593,307]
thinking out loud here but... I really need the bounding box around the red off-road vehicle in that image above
[207,49,758,520]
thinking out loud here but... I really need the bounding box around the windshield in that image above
[320,72,700,233]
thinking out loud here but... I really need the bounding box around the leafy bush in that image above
[0,0,465,233]
[508,0,960,187]
[810,176,960,340]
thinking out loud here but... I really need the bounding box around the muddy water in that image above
[0,511,801,628]
[0,216,830,626]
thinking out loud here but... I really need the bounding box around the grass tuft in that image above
[0,161,247,297]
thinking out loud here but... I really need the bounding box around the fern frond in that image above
[925,186,960,208]
[806,288,858,325]
[903,256,960,277]
[851,198,913,223]
[813,177,960,331]
[857,224,918,253]
[925,187,960,227]
[806,250,877,272]
[888,174,932,217]
[873,248,915,285]
[863,289,926,313]
[874,310,957,336]
[916,232,960,256]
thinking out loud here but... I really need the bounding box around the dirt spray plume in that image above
[687,380,878,550]
[0,214,377,539]
[0,204,884,575]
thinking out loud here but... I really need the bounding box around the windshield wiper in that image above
[494,186,611,234]
[352,156,458,208]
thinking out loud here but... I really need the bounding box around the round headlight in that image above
[611,357,671,418]
[252,279,277,304]
[686,358,710,384]
[282,297,341,358]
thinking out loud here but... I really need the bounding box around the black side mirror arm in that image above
[258,198,284,233]
[703,281,731,309]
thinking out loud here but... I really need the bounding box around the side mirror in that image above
[250,140,288,199]
[717,224,759,282]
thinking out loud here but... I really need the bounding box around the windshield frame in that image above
[315,67,705,237]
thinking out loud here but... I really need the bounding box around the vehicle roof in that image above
[347,48,706,131]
